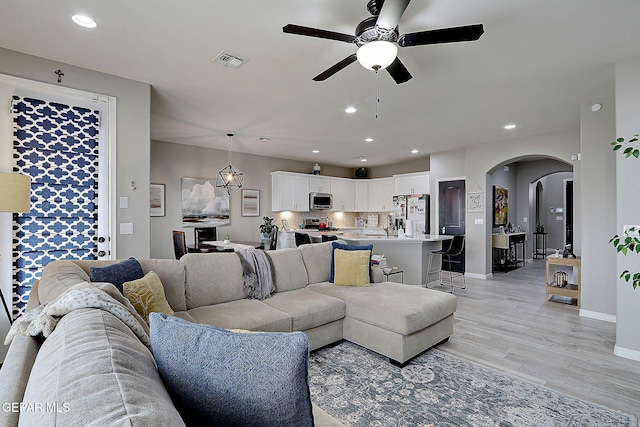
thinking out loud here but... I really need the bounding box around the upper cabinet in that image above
[271,172,310,212]
[354,181,368,212]
[330,178,355,212]
[394,172,430,195]
[309,176,331,193]
[367,178,394,212]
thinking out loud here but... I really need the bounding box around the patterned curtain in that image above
[11,96,100,318]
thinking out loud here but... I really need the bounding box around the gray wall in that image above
[580,92,617,319]
[430,130,580,278]
[0,48,151,259]
[150,140,354,260]
[615,56,640,357]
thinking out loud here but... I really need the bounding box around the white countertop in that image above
[343,235,453,243]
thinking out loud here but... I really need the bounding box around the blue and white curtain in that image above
[11,96,100,318]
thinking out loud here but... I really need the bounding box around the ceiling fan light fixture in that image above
[356,41,398,71]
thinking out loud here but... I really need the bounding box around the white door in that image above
[0,74,114,319]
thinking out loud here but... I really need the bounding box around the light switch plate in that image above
[475,218,483,225]
[119,197,128,209]
[120,223,134,235]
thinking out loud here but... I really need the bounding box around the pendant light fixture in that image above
[215,133,244,195]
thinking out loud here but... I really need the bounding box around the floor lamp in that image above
[0,172,31,325]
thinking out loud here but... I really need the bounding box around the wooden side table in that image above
[545,255,581,306]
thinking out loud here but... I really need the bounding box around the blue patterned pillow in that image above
[149,313,314,427]
[330,242,374,283]
[89,257,144,294]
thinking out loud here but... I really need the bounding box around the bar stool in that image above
[425,235,466,293]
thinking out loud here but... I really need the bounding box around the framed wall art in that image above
[181,177,230,227]
[493,185,508,226]
[241,189,260,217]
[467,191,484,213]
[150,183,165,217]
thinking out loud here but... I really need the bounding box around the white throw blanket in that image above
[236,249,275,300]
[4,281,151,349]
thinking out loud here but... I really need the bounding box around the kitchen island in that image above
[342,235,453,286]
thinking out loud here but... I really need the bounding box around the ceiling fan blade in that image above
[398,24,484,47]
[376,0,412,30]
[283,24,356,43]
[386,57,412,84]
[313,54,358,81]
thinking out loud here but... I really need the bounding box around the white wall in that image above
[614,56,640,358]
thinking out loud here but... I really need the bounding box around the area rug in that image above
[308,342,637,427]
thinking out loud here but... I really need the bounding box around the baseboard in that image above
[579,309,616,323]
[614,345,640,361]
[465,272,492,280]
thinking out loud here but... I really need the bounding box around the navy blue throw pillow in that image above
[89,257,144,294]
[149,313,314,427]
[330,242,374,283]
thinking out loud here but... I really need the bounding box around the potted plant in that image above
[609,135,640,289]
[259,216,278,241]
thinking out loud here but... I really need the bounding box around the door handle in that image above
[441,226,446,234]
[98,250,106,257]
[98,236,106,243]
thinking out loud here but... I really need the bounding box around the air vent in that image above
[212,50,248,69]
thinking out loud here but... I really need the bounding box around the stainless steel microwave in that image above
[310,192,332,210]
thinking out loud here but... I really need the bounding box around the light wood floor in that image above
[428,259,640,421]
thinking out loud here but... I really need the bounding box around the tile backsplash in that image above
[272,211,387,230]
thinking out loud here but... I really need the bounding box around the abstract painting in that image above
[181,177,229,227]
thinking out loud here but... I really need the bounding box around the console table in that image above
[492,232,527,270]
[545,255,581,306]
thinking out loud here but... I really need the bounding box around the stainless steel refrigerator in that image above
[392,194,430,236]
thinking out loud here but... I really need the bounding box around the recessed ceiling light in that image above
[504,124,516,130]
[257,137,270,142]
[312,150,320,153]
[411,149,419,154]
[72,14,97,28]
[591,103,602,112]
[360,158,367,162]
[365,138,374,143]
[345,107,357,114]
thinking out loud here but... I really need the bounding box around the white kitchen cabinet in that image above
[368,178,394,212]
[394,172,430,195]
[309,176,331,193]
[330,178,355,212]
[271,172,309,211]
[354,181,368,212]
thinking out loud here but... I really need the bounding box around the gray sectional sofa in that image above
[0,241,457,426]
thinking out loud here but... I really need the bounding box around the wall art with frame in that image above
[181,177,230,227]
[150,183,165,217]
[241,189,260,217]
[493,185,508,226]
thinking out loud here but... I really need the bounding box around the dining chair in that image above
[321,234,338,242]
[194,227,217,249]
[269,229,278,250]
[172,230,188,260]
[295,232,311,247]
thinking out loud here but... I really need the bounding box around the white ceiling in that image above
[1,1,639,168]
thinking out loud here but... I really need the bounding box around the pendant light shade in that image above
[356,41,398,71]
[215,133,244,195]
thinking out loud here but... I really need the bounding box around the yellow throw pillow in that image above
[333,249,372,287]
[123,271,174,322]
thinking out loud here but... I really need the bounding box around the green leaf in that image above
[634,149,639,158]
[630,137,639,142]
[618,137,625,142]
[623,147,633,154]
[613,145,622,151]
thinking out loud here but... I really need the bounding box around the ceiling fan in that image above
[283,0,484,84]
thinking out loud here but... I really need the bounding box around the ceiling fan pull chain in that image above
[374,65,380,119]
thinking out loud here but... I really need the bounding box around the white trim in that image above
[614,345,640,361]
[466,272,492,280]
[579,309,616,323]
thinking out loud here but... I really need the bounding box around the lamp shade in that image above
[356,41,398,71]
[0,172,31,213]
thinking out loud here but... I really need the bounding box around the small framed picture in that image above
[150,184,165,217]
[281,219,290,230]
[241,189,260,217]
